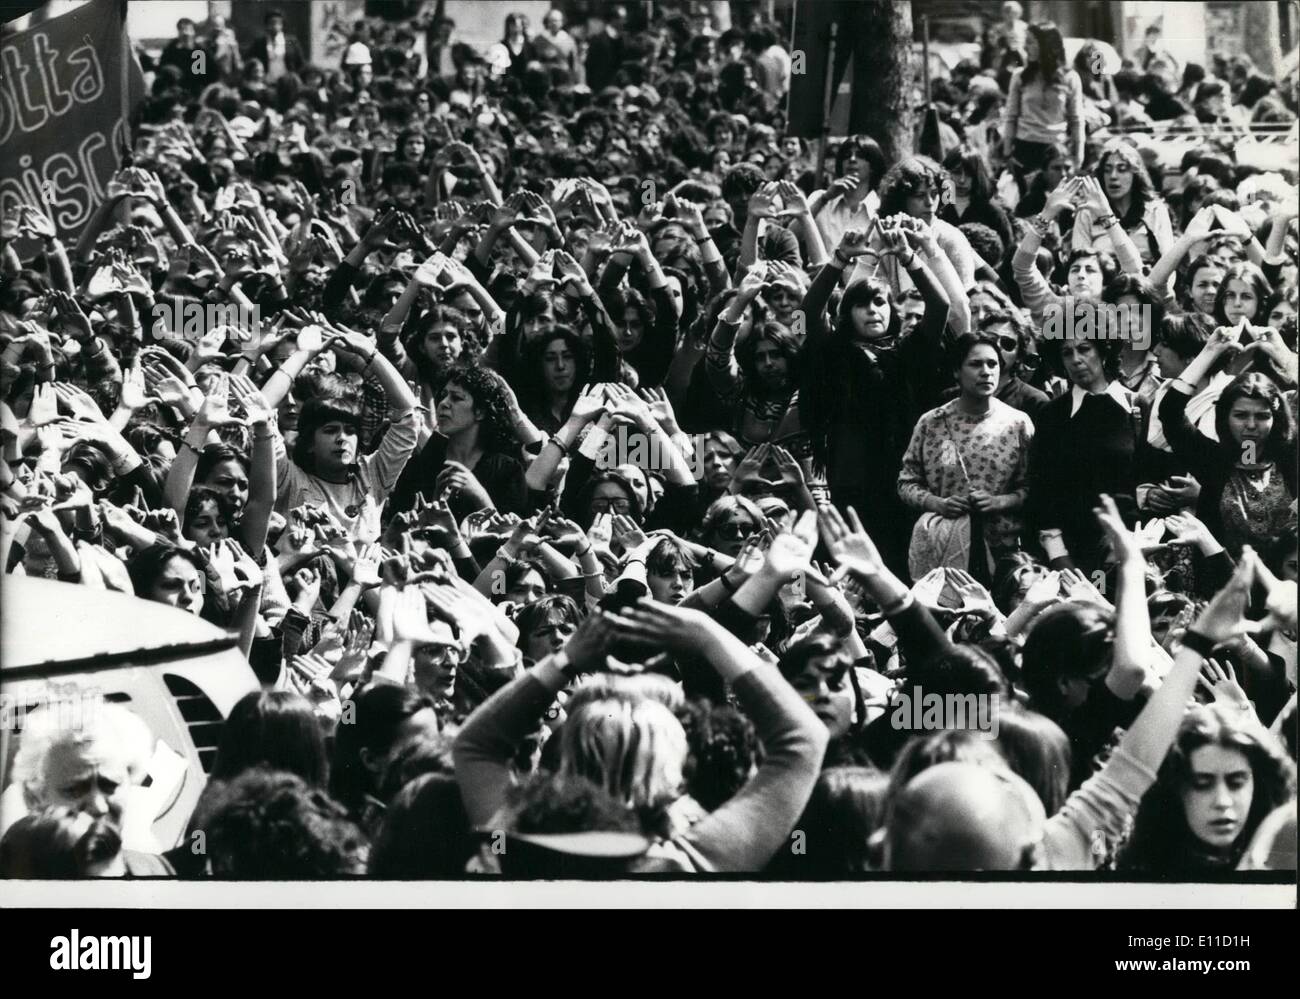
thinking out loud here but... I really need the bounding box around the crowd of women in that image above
[0,3,1296,879]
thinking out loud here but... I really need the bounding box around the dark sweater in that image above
[1025,389,1139,569]
[797,257,951,577]
[1157,386,1297,554]
[388,437,527,518]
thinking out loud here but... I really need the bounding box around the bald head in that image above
[885,762,1044,872]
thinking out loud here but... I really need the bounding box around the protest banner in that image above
[0,0,145,239]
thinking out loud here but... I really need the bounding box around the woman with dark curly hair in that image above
[1073,139,1173,268]
[1120,704,1295,874]
[190,767,369,878]
[870,155,978,303]
[516,326,591,434]
[389,363,530,517]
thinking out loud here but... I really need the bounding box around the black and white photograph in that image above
[0,0,1296,941]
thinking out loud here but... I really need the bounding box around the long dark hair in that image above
[942,146,994,203]
[1022,22,1067,85]
[1213,371,1295,464]
[517,326,591,421]
[1093,141,1158,229]
[368,772,476,878]
[735,321,801,387]
[1120,705,1295,873]
[211,689,329,788]
[1212,261,1273,327]
[330,684,438,817]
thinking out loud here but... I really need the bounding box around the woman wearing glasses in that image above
[697,495,766,559]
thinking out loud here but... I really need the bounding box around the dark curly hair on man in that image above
[676,700,762,811]
[196,767,369,878]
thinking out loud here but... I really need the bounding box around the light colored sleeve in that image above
[360,408,419,497]
[1148,199,1174,259]
[271,424,306,515]
[897,415,936,510]
[1043,745,1159,869]
[937,222,978,291]
[1012,249,1063,328]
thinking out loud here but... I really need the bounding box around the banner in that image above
[0,0,145,239]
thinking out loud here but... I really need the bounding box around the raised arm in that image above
[607,601,829,871]
[1013,179,1079,325]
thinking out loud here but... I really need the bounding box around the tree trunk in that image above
[852,1,917,165]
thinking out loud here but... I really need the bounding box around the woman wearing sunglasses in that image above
[697,495,766,559]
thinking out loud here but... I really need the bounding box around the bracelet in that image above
[1094,214,1118,230]
[832,251,852,269]
[363,350,377,369]
[576,543,593,558]
[719,571,740,594]
[900,252,918,270]
[1179,629,1217,658]
[550,436,570,456]
[1030,213,1053,237]
[180,439,203,455]
[694,234,712,244]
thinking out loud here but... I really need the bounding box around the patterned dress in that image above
[898,397,1036,556]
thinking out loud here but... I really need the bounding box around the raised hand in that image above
[1198,658,1254,713]
[747,182,782,220]
[836,228,872,259]
[587,511,614,549]
[118,363,157,412]
[18,203,56,241]
[26,383,60,427]
[351,542,383,588]
[737,262,767,299]
[611,512,648,552]
[52,382,105,422]
[1190,556,1255,645]
[818,504,886,580]
[1060,567,1110,608]
[762,509,819,580]
[196,373,241,427]
[770,445,806,489]
[730,442,769,492]
[1093,492,1143,564]
[1243,546,1297,634]
[1023,569,1063,608]
[606,598,716,657]
[228,371,274,426]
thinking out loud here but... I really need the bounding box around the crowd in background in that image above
[0,1,1296,878]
